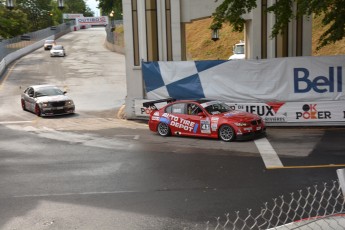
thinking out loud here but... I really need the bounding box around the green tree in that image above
[63,0,95,16]
[96,0,122,18]
[212,0,345,50]
[0,5,30,38]
[16,0,53,30]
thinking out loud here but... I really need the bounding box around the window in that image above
[145,0,159,61]
[165,103,186,114]
[132,0,140,66]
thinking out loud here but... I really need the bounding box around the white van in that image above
[228,41,245,60]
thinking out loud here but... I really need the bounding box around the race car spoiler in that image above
[142,98,176,108]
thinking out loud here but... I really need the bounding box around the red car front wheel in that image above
[218,125,235,142]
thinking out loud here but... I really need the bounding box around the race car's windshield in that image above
[35,87,64,97]
[201,101,233,115]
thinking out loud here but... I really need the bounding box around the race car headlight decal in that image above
[234,122,250,127]
[65,100,74,106]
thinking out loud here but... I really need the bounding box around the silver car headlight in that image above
[41,102,50,108]
[65,100,74,106]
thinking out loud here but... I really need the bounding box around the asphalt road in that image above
[0,28,344,230]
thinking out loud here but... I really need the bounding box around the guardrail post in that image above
[336,168,345,196]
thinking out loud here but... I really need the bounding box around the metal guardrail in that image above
[190,181,345,230]
[0,22,74,61]
[0,22,75,77]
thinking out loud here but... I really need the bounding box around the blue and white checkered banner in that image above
[142,56,345,102]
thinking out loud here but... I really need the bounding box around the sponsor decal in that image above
[200,119,211,134]
[294,66,343,93]
[296,104,331,120]
[211,117,219,131]
[211,123,218,131]
[141,105,157,114]
[227,102,287,122]
[243,102,285,116]
[152,116,160,121]
[264,117,287,122]
[159,117,170,124]
[161,113,198,133]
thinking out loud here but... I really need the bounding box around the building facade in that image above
[122,0,312,118]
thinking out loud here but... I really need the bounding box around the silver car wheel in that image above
[157,122,170,137]
[219,125,235,142]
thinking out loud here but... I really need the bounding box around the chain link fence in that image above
[0,22,74,61]
[185,180,344,230]
[105,20,124,49]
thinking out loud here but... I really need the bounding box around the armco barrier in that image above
[0,24,74,80]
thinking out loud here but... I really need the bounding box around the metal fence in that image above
[0,22,74,61]
[105,20,124,46]
[187,181,345,230]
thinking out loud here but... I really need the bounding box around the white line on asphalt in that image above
[0,121,32,124]
[254,137,283,168]
[115,135,140,140]
[12,190,137,198]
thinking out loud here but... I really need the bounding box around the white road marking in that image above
[254,137,283,168]
[13,190,137,198]
[115,134,140,140]
[0,121,32,124]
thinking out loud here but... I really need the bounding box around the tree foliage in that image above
[0,6,30,38]
[212,0,345,50]
[0,0,96,38]
[96,0,122,19]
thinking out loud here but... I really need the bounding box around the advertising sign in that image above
[63,14,83,19]
[140,56,345,125]
[76,16,108,26]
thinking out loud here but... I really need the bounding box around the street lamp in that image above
[5,0,15,10]
[211,28,219,41]
[57,0,64,10]
[109,10,115,32]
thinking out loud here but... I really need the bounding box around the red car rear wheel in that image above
[157,122,171,137]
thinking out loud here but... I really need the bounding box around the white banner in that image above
[142,56,345,102]
[76,16,108,26]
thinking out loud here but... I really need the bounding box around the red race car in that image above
[144,99,266,142]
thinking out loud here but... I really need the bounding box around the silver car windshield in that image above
[201,102,232,115]
[35,87,63,97]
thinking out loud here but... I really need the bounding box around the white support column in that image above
[336,169,345,196]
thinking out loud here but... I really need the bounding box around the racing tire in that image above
[157,122,171,137]
[35,104,41,117]
[218,125,235,142]
[21,99,27,111]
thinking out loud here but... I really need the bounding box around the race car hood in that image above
[35,95,71,103]
[221,110,260,121]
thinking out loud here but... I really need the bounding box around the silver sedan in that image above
[21,85,75,117]
[50,45,66,57]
